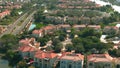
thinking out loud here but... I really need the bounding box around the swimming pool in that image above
[28,24,36,31]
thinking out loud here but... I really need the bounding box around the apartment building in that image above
[59,53,84,68]
[34,51,58,68]
[87,54,114,68]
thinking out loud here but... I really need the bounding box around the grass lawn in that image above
[34,23,47,29]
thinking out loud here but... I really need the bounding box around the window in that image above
[69,64,72,68]
[116,64,120,68]
[105,64,110,67]
[78,62,81,64]
[61,61,65,64]
[39,59,42,62]
[89,62,93,66]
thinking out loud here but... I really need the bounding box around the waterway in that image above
[90,0,120,13]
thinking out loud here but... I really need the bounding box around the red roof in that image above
[32,29,43,34]
[73,25,86,28]
[43,25,55,30]
[87,54,113,62]
[19,39,30,45]
[88,25,101,29]
[35,51,57,59]
[0,10,10,18]
[104,26,119,30]
[60,53,84,61]
[58,24,71,28]
[19,45,36,52]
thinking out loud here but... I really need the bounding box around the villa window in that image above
[69,64,72,68]
[27,52,30,57]
[117,64,120,68]
[39,59,42,62]
[105,64,110,67]
[61,61,65,64]
[78,62,81,64]
[89,62,93,66]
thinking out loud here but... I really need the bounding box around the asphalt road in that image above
[0,12,29,38]
[11,11,36,35]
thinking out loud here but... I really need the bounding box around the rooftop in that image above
[87,54,113,62]
[35,51,57,59]
[60,53,84,61]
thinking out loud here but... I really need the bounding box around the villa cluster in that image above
[32,24,101,38]
[19,38,120,68]
[0,10,11,19]
[57,0,101,9]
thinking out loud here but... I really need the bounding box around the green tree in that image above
[0,34,18,53]
[54,43,63,53]
[10,8,19,17]
[74,43,85,53]
[3,50,22,67]
[17,60,27,68]
[28,66,35,68]
[66,44,74,52]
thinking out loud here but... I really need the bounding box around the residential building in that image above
[87,25,101,30]
[32,29,43,37]
[32,25,56,37]
[87,54,114,68]
[34,51,58,68]
[32,24,102,37]
[59,52,84,68]
[43,25,56,35]
[115,58,120,68]
[0,10,11,19]
[19,38,40,58]
[73,25,86,30]
[57,24,71,32]
[19,38,36,45]
[103,26,119,32]
[19,45,37,58]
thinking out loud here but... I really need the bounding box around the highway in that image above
[11,11,36,35]
[0,12,28,38]
[0,11,36,38]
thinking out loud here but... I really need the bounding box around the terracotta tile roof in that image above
[115,58,120,64]
[87,54,113,62]
[19,45,36,52]
[0,10,10,18]
[35,51,57,59]
[104,26,119,30]
[19,39,30,45]
[32,29,43,34]
[60,53,84,61]
[58,24,71,28]
[19,38,36,45]
[43,25,55,30]
[73,25,86,28]
[88,25,101,29]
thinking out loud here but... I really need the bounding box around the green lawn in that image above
[34,23,47,29]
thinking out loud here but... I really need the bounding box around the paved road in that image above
[0,12,28,38]
[11,11,36,35]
